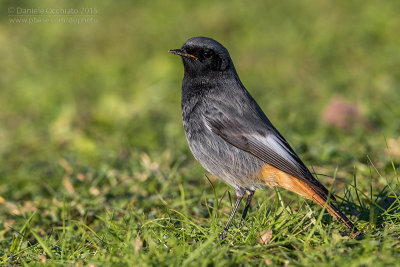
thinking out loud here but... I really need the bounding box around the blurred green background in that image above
[1,0,400,264]
[1,0,399,199]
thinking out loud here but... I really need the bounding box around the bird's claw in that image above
[219,230,227,240]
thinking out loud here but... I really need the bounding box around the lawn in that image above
[1,0,400,266]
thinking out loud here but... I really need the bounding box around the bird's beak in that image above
[168,49,198,60]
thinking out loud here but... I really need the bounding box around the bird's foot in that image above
[219,230,228,240]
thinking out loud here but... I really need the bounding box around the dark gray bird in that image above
[169,37,358,238]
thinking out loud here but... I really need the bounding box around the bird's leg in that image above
[239,190,255,227]
[220,189,245,239]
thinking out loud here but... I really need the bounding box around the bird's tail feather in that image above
[259,164,359,235]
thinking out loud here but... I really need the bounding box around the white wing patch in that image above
[254,134,300,169]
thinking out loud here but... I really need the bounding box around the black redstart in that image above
[169,37,358,238]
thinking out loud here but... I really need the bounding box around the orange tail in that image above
[259,164,358,233]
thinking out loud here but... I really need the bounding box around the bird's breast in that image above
[182,104,265,190]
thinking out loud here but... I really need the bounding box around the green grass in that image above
[1,0,400,265]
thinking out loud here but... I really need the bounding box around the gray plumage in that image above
[179,37,328,196]
[169,36,358,237]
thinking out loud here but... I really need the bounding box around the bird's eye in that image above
[203,50,213,59]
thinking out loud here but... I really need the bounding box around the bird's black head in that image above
[169,37,233,77]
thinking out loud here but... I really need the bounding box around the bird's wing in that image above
[203,101,333,200]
